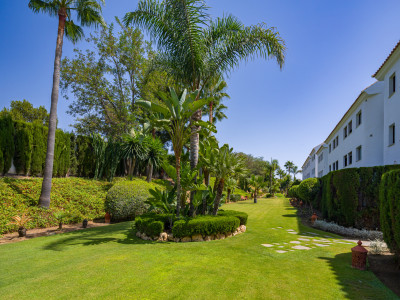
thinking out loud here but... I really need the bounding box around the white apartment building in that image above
[302,41,400,180]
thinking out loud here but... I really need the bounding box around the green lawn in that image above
[0,197,397,299]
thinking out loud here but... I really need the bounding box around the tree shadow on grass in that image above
[281,214,297,218]
[318,253,398,299]
[3,177,37,205]
[43,222,152,251]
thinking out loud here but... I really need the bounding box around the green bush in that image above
[230,194,242,202]
[135,217,164,237]
[297,178,319,205]
[0,149,4,175]
[288,185,299,199]
[172,216,240,238]
[379,170,400,261]
[0,114,15,174]
[53,130,71,177]
[315,165,400,229]
[75,135,95,177]
[217,210,248,225]
[105,179,156,221]
[13,121,33,175]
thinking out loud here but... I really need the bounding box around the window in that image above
[329,165,332,172]
[332,163,335,171]
[389,123,396,146]
[312,168,315,176]
[312,154,315,161]
[356,110,362,127]
[344,126,348,139]
[318,152,323,163]
[344,155,348,167]
[333,139,336,149]
[335,161,339,170]
[356,146,362,161]
[348,121,353,134]
[329,144,331,153]
[390,73,396,97]
[336,136,339,147]
[348,152,352,165]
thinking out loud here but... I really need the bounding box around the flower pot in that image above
[311,213,318,224]
[82,219,88,228]
[18,227,26,237]
[105,212,111,223]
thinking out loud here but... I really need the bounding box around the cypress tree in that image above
[14,121,33,175]
[0,149,4,174]
[30,121,47,176]
[0,114,15,174]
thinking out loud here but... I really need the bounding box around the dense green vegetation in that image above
[0,197,396,299]
[314,165,400,229]
[380,169,400,263]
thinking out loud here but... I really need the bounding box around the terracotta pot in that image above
[82,219,88,228]
[311,213,318,224]
[105,212,111,223]
[18,227,26,237]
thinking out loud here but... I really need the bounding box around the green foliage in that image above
[0,114,15,174]
[379,170,400,261]
[105,179,165,221]
[13,121,33,175]
[297,178,319,205]
[217,210,248,225]
[0,149,3,175]
[288,185,299,199]
[172,216,240,238]
[75,135,95,177]
[53,130,71,177]
[135,217,164,237]
[316,165,400,229]
[6,99,49,125]
[0,177,113,234]
[30,121,47,176]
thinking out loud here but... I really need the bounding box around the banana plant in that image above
[147,187,176,228]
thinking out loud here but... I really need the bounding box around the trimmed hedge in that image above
[0,114,15,174]
[297,178,319,205]
[217,210,248,225]
[172,216,240,238]
[288,185,299,199]
[135,217,164,238]
[105,179,161,221]
[379,170,400,261]
[13,121,33,175]
[316,165,400,229]
[30,121,47,176]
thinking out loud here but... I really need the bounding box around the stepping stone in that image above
[324,235,333,238]
[283,242,288,244]
[306,232,319,236]
[271,228,277,230]
[276,250,287,253]
[288,232,298,234]
[278,246,284,248]
[290,241,301,244]
[314,243,329,247]
[292,245,311,250]
[287,229,295,232]
[273,243,280,245]
[261,244,274,248]
[298,238,310,241]
[277,226,283,228]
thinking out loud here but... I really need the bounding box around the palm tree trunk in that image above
[146,162,153,182]
[213,178,224,215]
[209,102,213,124]
[39,10,66,208]
[176,156,181,217]
[204,169,210,186]
[254,191,257,203]
[227,188,231,203]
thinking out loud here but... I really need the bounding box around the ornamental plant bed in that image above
[134,210,248,242]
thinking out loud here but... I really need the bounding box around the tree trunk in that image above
[146,162,153,182]
[152,128,156,139]
[39,11,66,208]
[175,156,181,217]
[227,188,231,203]
[213,176,219,192]
[204,169,210,186]
[254,191,257,203]
[213,178,224,215]
[209,102,213,124]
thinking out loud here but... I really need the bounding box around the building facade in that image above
[302,41,400,180]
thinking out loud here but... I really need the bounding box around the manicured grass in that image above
[0,197,397,299]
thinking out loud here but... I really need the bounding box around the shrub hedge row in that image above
[135,217,164,237]
[217,210,248,225]
[172,216,240,238]
[314,165,400,229]
[379,169,400,261]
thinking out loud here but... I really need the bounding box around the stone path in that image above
[261,227,354,253]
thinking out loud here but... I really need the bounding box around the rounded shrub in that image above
[105,180,153,221]
[172,216,240,238]
[217,210,248,225]
[297,178,319,204]
[135,217,164,238]
[379,169,400,262]
[288,185,299,199]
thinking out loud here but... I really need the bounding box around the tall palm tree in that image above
[210,145,247,215]
[224,177,237,203]
[292,165,301,181]
[29,0,105,208]
[277,167,286,180]
[265,158,279,194]
[284,161,294,178]
[137,88,211,216]
[143,136,166,182]
[124,0,285,175]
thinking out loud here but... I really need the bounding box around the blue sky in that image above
[1,0,400,170]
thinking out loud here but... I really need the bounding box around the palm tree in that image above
[248,175,265,204]
[124,0,285,176]
[137,88,211,216]
[224,177,237,203]
[202,76,230,124]
[29,0,105,208]
[277,167,286,180]
[122,130,148,179]
[211,145,247,215]
[143,136,166,182]
[265,158,279,195]
[284,161,295,178]
[292,165,301,181]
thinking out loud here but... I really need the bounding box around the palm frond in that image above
[28,0,59,16]
[64,20,84,43]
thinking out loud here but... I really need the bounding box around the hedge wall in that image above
[0,114,15,174]
[379,169,400,261]
[315,165,400,230]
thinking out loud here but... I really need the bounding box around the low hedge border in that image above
[134,210,248,242]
